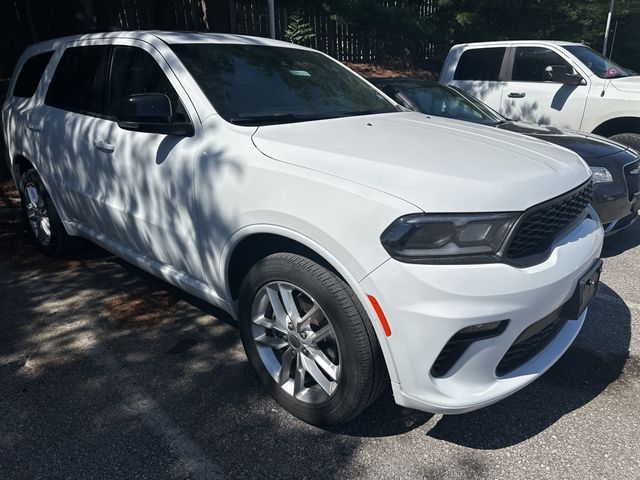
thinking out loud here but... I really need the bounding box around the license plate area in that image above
[562,259,602,320]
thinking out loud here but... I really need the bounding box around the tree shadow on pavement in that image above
[0,190,634,476]
[426,281,631,449]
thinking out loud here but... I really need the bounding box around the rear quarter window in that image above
[453,48,506,81]
[13,51,54,98]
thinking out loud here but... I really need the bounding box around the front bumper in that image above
[361,216,603,414]
[592,178,639,234]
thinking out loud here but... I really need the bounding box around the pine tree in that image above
[284,13,315,45]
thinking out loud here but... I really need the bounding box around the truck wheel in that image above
[609,133,640,152]
[238,253,388,425]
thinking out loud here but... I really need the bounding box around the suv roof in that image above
[21,31,309,56]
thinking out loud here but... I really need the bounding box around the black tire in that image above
[19,168,82,256]
[609,133,640,152]
[239,253,388,425]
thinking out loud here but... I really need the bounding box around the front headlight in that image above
[380,213,519,263]
[590,166,613,184]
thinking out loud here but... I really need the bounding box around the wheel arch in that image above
[221,225,400,384]
[11,153,36,188]
[592,116,640,137]
[225,232,345,301]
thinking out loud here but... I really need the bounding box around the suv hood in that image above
[252,112,591,212]
[610,76,640,94]
[496,121,629,162]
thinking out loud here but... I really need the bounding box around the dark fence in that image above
[234,0,440,63]
[0,0,442,79]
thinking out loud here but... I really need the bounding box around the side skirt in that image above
[64,220,236,318]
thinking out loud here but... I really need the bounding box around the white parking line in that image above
[91,343,223,480]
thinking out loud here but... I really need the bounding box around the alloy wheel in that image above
[24,182,51,246]
[251,281,341,404]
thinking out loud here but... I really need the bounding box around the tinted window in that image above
[171,44,396,125]
[13,51,53,98]
[45,46,109,115]
[512,47,572,82]
[403,84,503,126]
[454,48,506,81]
[108,46,187,121]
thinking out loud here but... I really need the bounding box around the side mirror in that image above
[543,65,584,85]
[117,93,194,136]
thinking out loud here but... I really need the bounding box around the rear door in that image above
[39,44,111,224]
[500,45,589,130]
[447,46,508,112]
[4,50,54,177]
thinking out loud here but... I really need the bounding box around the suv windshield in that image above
[171,44,397,125]
[401,83,504,126]
[563,45,634,79]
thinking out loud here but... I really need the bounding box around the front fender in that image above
[220,223,400,384]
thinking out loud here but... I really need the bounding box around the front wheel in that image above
[238,253,387,425]
[609,133,640,152]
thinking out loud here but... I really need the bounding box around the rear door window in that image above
[13,51,54,98]
[453,48,506,81]
[511,47,572,82]
[107,46,187,122]
[45,45,110,116]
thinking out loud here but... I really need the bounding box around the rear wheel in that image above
[238,253,387,425]
[609,133,640,152]
[19,168,82,256]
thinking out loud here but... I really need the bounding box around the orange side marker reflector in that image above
[368,295,391,337]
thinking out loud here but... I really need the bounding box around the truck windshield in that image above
[563,45,634,79]
[171,44,397,125]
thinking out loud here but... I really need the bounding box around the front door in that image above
[94,42,203,280]
[500,46,589,130]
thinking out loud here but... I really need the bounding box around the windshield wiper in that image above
[229,113,338,126]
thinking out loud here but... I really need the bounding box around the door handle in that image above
[92,139,115,153]
[508,92,526,99]
[27,123,42,132]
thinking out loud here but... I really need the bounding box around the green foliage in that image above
[284,13,316,45]
[282,0,640,70]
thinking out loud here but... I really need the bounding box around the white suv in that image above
[2,32,603,425]
[440,41,640,150]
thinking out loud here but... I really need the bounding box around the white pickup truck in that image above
[440,40,640,150]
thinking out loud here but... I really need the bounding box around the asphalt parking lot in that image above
[1,184,639,479]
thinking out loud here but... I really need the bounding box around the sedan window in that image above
[402,83,504,126]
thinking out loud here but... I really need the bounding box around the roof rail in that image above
[38,25,123,41]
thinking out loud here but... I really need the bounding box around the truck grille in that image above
[624,160,640,202]
[506,182,592,260]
